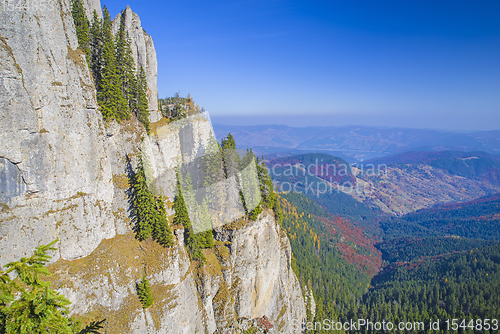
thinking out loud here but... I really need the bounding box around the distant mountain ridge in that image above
[212,124,500,162]
[266,151,500,215]
[363,150,500,166]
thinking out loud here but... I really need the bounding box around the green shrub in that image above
[136,275,153,309]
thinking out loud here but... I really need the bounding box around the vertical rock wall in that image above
[0,0,115,264]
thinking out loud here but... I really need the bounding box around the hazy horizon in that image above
[210,114,500,132]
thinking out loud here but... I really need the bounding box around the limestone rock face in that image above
[83,0,103,19]
[0,0,115,264]
[0,0,306,333]
[214,213,307,333]
[111,6,159,120]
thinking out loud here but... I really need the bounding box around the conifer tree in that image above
[153,197,174,247]
[239,148,261,213]
[71,0,90,63]
[89,10,103,87]
[197,199,214,249]
[221,133,241,180]
[273,195,284,225]
[200,135,226,228]
[135,66,150,133]
[97,6,129,121]
[115,13,137,114]
[136,275,153,308]
[0,241,72,333]
[201,135,225,188]
[173,173,206,263]
[173,177,190,229]
[132,155,157,240]
[221,133,249,219]
[0,241,106,333]
[182,173,214,250]
[256,156,276,209]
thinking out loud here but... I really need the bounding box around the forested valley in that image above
[271,153,500,333]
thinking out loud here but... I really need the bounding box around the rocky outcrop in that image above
[214,212,306,333]
[112,6,160,122]
[83,0,102,19]
[0,0,306,332]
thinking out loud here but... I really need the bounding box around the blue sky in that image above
[101,0,500,130]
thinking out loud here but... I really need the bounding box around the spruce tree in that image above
[71,0,90,63]
[200,135,226,228]
[221,133,241,179]
[183,173,214,252]
[256,156,276,209]
[197,199,214,249]
[173,173,206,263]
[173,178,190,229]
[201,135,225,188]
[132,155,157,240]
[0,241,73,334]
[153,197,174,247]
[135,66,150,133]
[239,148,261,213]
[136,275,153,308]
[97,6,129,122]
[0,241,106,333]
[115,13,137,114]
[89,10,103,87]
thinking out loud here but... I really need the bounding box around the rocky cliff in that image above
[0,1,306,332]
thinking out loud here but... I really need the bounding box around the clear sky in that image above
[101,0,500,131]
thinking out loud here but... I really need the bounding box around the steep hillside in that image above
[278,193,379,331]
[279,189,500,333]
[380,193,500,240]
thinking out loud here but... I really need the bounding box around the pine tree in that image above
[89,10,103,87]
[0,241,106,333]
[173,180,190,229]
[273,195,284,225]
[97,6,129,122]
[196,199,214,249]
[115,13,137,114]
[256,156,276,209]
[167,92,186,120]
[201,135,225,188]
[71,0,90,63]
[173,172,206,263]
[135,66,150,133]
[136,275,153,308]
[199,135,226,227]
[239,148,261,213]
[132,155,157,240]
[153,197,174,247]
[0,241,73,333]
